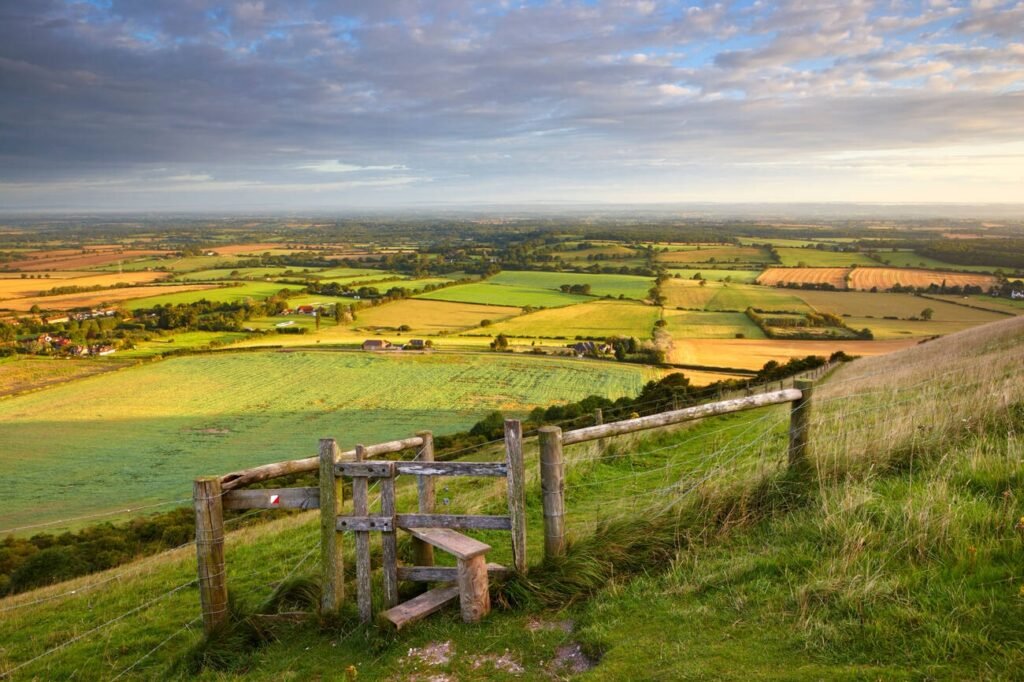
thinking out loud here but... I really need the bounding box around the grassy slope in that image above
[2,317,1022,679]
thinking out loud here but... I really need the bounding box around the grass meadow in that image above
[350,299,520,333]
[774,248,879,267]
[664,268,763,283]
[0,350,660,533]
[661,310,766,340]
[488,270,656,299]
[416,281,590,307]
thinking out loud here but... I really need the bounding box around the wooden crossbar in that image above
[405,527,491,561]
[222,487,319,510]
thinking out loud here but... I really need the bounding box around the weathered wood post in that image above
[380,462,399,609]
[319,438,344,614]
[193,476,228,633]
[353,444,373,623]
[789,379,814,471]
[593,408,606,455]
[538,426,566,560]
[503,419,527,574]
[413,431,435,568]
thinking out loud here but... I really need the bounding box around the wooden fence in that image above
[193,378,817,633]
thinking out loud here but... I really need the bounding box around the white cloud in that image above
[296,160,409,173]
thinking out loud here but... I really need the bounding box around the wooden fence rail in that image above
[194,376,823,633]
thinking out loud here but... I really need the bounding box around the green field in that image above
[661,310,766,340]
[0,351,661,532]
[774,248,879,267]
[116,331,250,357]
[126,281,302,308]
[302,266,385,280]
[97,255,242,272]
[867,251,1000,273]
[793,290,1007,321]
[417,281,589,307]
[488,270,656,299]
[737,237,827,248]
[656,246,772,266]
[552,244,640,261]
[665,269,763,283]
[479,300,659,339]
[664,280,811,313]
[174,267,306,281]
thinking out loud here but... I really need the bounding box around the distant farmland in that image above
[847,268,997,291]
[0,350,662,532]
[757,267,851,289]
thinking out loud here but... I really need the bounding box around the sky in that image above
[1,0,1023,211]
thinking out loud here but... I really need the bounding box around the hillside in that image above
[1,316,1022,680]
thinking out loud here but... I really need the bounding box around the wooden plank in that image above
[504,418,527,575]
[789,379,814,471]
[457,554,490,623]
[398,563,509,583]
[219,435,425,490]
[561,388,802,445]
[395,461,508,477]
[539,426,566,559]
[378,585,460,630]
[380,468,399,609]
[318,439,343,613]
[414,431,435,568]
[352,444,372,623]
[193,477,228,634]
[396,514,511,530]
[336,515,394,532]
[222,487,319,510]
[336,461,394,478]
[405,527,491,561]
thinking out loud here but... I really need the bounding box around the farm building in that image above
[571,341,612,357]
[362,339,391,351]
[403,339,427,350]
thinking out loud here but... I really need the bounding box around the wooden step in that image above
[378,585,460,630]
[404,527,491,560]
[398,563,509,583]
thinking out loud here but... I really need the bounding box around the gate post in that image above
[319,438,344,614]
[504,419,527,574]
[413,431,435,568]
[538,426,566,560]
[194,476,228,633]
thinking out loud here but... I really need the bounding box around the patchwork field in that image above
[417,281,590,307]
[125,281,301,308]
[663,280,811,313]
[488,270,656,299]
[665,269,762,283]
[668,338,919,370]
[793,290,998,319]
[0,351,661,531]
[116,331,251,358]
[5,249,168,271]
[757,267,851,289]
[661,310,766,340]
[174,267,300,281]
[773,248,878,267]
[656,246,772,265]
[848,267,997,291]
[553,244,639,260]
[351,299,520,333]
[869,251,1001,272]
[0,284,217,312]
[0,271,169,300]
[478,300,659,339]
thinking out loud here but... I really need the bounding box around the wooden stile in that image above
[193,477,228,633]
[538,426,566,559]
[353,444,373,623]
[318,439,344,613]
[414,431,435,568]
[504,419,527,574]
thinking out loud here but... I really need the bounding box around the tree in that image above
[920,307,934,321]
[490,334,509,351]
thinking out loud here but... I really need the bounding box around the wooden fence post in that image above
[789,379,814,471]
[380,462,399,609]
[353,444,373,623]
[319,438,344,614]
[504,419,527,574]
[538,426,566,560]
[193,476,228,634]
[413,431,435,568]
[593,408,606,454]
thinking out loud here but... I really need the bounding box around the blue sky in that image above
[1,0,1022,211]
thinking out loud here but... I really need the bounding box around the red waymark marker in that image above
[270,494,280,506]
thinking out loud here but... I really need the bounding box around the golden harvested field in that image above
[669,338,919,370]
[848,268,997,291]
[0,284,216,311]
[7,249,168,271]
[844,316,1005,339]
[352,299,520,333]
[480,300,659,339]
[0,271,169,301]
[662,280,811,312]
[793,290,1003,320]
[757,267,851,289]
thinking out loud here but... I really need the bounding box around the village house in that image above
[361,339,390,351]
[571,341,613,357]
[295,305,317,315]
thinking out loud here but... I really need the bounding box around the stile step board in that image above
[379,585,460,630]
[405,527,491,560]
[398,563,508,583]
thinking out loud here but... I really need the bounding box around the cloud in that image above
[296,161,409,173]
